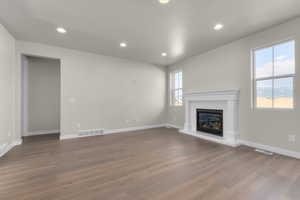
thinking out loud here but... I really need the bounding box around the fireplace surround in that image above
[180,90,240,147]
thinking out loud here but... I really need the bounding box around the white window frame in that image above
[170,70,183,106]
[252,39,296,110]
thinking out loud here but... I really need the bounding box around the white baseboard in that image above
[239,140,300,159]
[177,129,300,159]
[165,124,182,129]
[0,139,23,158]
[180,129,239,147]
[104,124,166,135]
[24,129,60,136]
[60,124,166,140]
[2,130,298,160]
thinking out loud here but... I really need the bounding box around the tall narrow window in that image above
[253,40,295,109]
[170,70,183,106]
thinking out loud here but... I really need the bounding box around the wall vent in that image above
[79,129,104,137]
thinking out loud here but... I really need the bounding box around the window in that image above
[170,70,183,106]
[253,40,295,109]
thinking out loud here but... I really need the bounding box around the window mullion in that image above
[272,46,275,108]
[171,89,174,105]
[254,80,257,108]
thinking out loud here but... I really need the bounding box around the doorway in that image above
[21,55,61,138]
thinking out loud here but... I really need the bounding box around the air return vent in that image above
[79,129,104,137]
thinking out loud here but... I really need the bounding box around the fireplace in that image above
[197,109,223,137]
[182,90,239,146]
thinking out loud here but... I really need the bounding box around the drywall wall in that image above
[15,41,166,138]
[0,24,20,156]
[167,17,300,152]
[25,56,60,135]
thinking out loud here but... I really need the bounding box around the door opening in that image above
[21,55,61,139]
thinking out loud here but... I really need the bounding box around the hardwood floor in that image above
[0,128,300,200]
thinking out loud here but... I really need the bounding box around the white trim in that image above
[252,40,296,110]
[2,130,299,160]
[183,89,240,147]
[24,130,60,136]
[251,37,295,53]
[170,69,183,106]
[183,89,240,100]
[239,139,300,159]
[60,124,166,140]
[104,124,165,135]
[177,129,300,159]
[19,54,62,137]
[180,129,239,147]
[165,124,182,129]
[21,55,29,137]
[0,140,23,158]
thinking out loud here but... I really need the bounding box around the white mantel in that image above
[180,89,240,147]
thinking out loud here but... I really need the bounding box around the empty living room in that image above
[1,0,300,199]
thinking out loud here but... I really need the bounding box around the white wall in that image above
[2,17,299,157]
[0,24,19,155]
[16,41,167,138]
[25,56,60,135]
[167,17,300,152]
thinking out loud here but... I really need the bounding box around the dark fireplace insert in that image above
[197,109,223,137]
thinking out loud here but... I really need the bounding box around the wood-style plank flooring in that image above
[1,128,300,200]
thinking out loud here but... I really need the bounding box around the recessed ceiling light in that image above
[56,27,67,34]
[120,42,127,47]
[161,52,167,57]
[159,0,170,4]
[214,24,224,31]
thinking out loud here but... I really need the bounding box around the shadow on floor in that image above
[22,133,60,143]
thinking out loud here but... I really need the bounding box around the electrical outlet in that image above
[288,135,296,143]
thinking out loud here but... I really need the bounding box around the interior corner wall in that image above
[15,41,167,138]
[167,17,300,153]
[0,24,18,154]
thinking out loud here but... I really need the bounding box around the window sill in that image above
[253,107,295,112]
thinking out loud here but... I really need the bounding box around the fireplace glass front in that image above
[197,109,223,137]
